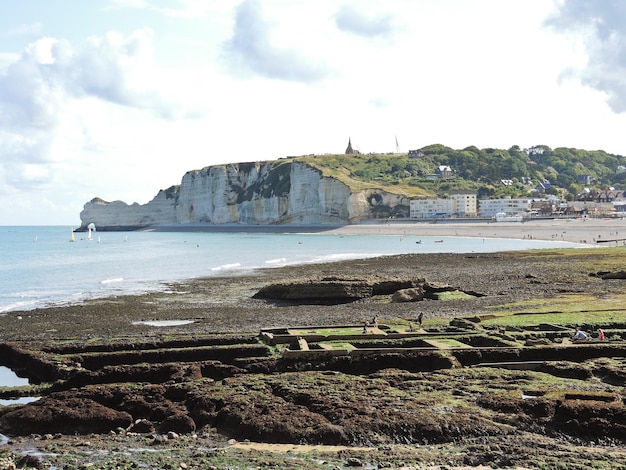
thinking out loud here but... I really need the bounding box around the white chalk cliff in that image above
[79,160,409,229]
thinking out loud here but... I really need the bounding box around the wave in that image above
[308,253,385,264]
[100,278,124,285]
[265,258,287,265]
[0,299,39,314]
[211,263,242,272]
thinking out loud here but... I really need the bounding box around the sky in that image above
[2,0,626,225]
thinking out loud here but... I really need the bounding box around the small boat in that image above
[69,228,76,242]
[434,239,444,243]
[415,240,422,244]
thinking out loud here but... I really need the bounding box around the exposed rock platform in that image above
[1,248,626,468]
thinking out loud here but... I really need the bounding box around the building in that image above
[564,201,615,216]
[478,197,532,218]
[577,188,626,203]
[410,198,456,219]
[345,137,360,155]
[408,149,424,158]
[436,165,453,179]
[450,193,477,217]
[409,193,477,219]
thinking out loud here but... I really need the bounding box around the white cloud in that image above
[547,0,626,112]
[4,22,44,37]
[334,4,398,39]
[105,0,234,18]
[222,0,334,82]
[104,0,151,10]
[0,28,213,224]
[67,29,198,118]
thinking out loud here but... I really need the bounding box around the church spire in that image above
[345,137,354,154]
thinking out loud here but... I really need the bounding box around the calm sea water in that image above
[0,225,577,313]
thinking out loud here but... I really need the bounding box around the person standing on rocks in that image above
[417,312,424,329]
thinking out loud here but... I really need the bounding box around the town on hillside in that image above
[339,138,626,220]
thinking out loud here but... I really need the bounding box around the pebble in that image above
[0,457,16,470]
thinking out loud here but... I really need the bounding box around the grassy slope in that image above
[293,154,435,197]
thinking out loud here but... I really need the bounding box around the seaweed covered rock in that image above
[253,278,374,303]
[253,276,454,304]
[0,397,132,436]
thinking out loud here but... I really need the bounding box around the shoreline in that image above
[148,217,626,245]
[4,218,624,314]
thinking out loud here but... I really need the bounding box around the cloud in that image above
[0,39,65,131]
[334,4,397,39]
[70,30,165,110]
[547,0,626,113]
[222,0,332,82]
[0,29,196,129]
[4,22,44,37]
[105,0,227,17]
[105,0,151,10]
[0,29,203,198]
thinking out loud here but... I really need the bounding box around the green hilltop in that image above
[164,144,625,203]
[292,144,626,201]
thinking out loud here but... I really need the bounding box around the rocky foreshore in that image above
[1,235,626,468]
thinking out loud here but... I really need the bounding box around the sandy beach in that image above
[325,217,626,245]
[149,217,626,245]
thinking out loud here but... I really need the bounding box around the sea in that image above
[0,225,579,314]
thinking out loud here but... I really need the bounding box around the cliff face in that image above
[79,161,408,229]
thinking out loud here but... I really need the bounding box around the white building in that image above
[410,198,455,218]
[450,193,477,217]
[479,197,532,218]
[410,193,477,218]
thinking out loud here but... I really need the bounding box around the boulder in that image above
[391,287,425,303]
[161,413,196,434]
[600,270,626,280]
[129,419,156,434]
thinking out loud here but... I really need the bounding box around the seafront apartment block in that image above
[409,193,477,219]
